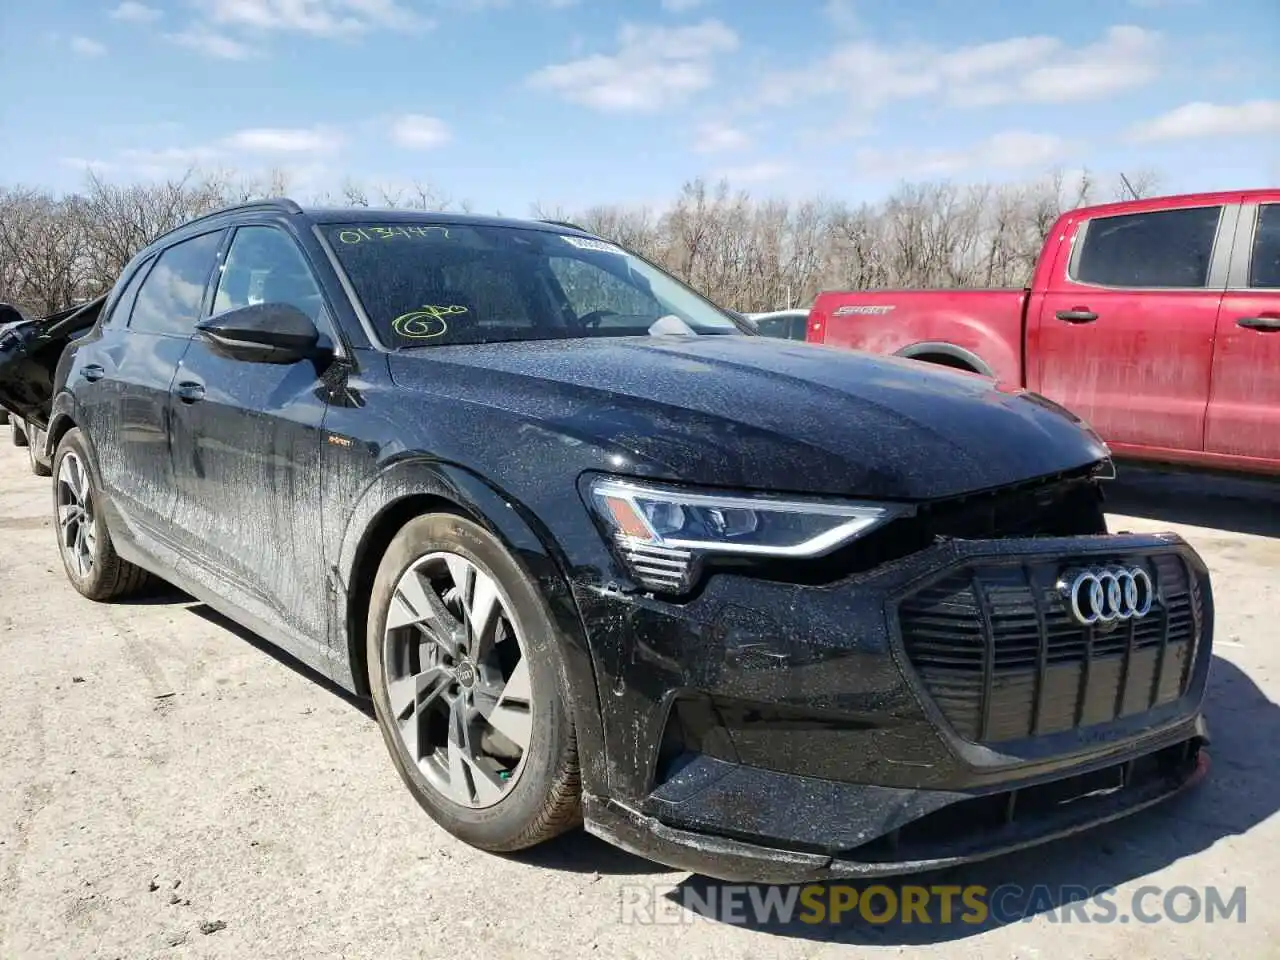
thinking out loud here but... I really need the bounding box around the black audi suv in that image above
[0,200,1213,882]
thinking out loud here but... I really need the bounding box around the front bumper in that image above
[570,531,1214,882]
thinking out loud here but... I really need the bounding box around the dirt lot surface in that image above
[1,441,1277,959]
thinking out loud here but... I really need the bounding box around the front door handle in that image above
[175,381,206,403]
[81,364,105,382]
[1056,309,1098,324]
[1237,316,1280,332]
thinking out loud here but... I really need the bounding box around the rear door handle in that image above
[1056,309,1098,324]
[1237,316,1280,332]
[81,364,105,382]
[175,381,206,403]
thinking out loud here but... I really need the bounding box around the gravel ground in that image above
[1,440,1277,959]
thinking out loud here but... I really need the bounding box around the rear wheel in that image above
[29,438,50,477]
[52,428,152,600]
[11,419,27,447]
[367,513,581,852]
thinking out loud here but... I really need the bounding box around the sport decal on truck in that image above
[832,305,896,316]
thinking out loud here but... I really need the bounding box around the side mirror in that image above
[196,302,330,365]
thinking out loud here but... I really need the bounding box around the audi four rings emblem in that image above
[1058,566,1155,625]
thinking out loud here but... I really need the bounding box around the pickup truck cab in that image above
[808,190,1280,476]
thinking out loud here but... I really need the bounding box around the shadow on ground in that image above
[181,598,666,876]
[1103,464,1280,538]
[185,601,374,718]
[663,656,1274,944]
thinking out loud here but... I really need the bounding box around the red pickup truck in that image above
[807,189,1280,476]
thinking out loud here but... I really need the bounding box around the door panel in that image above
[167,225,333,649]
[80,233,224,540]
[1205,202,1280,462]
[1034,204,1232,453]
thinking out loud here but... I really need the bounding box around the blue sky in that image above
[1,0,1277,214]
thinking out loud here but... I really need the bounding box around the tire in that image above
[29,437,51,477]
[367,512,581,852]
[51,428,152,601]
[11,420,27,447]
[0,408,8,426]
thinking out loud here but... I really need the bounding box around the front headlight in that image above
[586,476,911,594]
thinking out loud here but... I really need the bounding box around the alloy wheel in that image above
[381,551,534,809]
[56,451,97,578]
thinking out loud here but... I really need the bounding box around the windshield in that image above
[322,222,744,347]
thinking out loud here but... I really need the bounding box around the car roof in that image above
[300,207,591,235]
[140,198,595,260]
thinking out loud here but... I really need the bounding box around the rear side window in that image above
[129,231,223,335]
[105,257,154,327]
[1249,204,1280,289]
[1072,206,1223,288]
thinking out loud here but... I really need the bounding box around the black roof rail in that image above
[536,218,588,232]
[148,197,305,246]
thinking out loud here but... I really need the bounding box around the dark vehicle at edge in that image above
[0,200,1213,883]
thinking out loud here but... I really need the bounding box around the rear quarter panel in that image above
[807,289,1027,385]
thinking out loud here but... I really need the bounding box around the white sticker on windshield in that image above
[561,236,622,254]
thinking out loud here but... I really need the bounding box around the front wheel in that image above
[367,513,581,852]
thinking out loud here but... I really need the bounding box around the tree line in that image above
[0,166,1159,319]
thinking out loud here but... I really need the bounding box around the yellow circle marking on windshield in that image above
[392,304,468,339]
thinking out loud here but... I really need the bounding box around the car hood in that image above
[387,335,1110,501]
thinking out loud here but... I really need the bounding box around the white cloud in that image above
[109,1,162,22]
[822,0,859,31]
[693,121,749,153]
[223,127,344,153]
[165,0,431,60]
[661,0,705,11]
[70,36,107,55]
[167,26,256,59]
[712,161,788,184]
[1128,100,1280,141]
[76,125,346,183]
[59,157,119,173]
[389,114,453,149]
[205,0,427,36]
[757,25,1161,115]
[857,131,1065,177]
[528,19,739,113]
[990,26,1160,105]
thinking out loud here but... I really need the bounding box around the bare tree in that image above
[0,163,1168,317]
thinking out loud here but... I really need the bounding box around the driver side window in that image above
[214,226,329,328]
[547,256,658,323]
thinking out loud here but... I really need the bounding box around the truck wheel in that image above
[366,512,582,853]
[11,420,27,447]
[52,428,152,600]
[0,409,8,426]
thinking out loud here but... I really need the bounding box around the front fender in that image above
[332,457,610,796]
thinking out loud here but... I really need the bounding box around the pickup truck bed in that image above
[809,289,1028,384]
